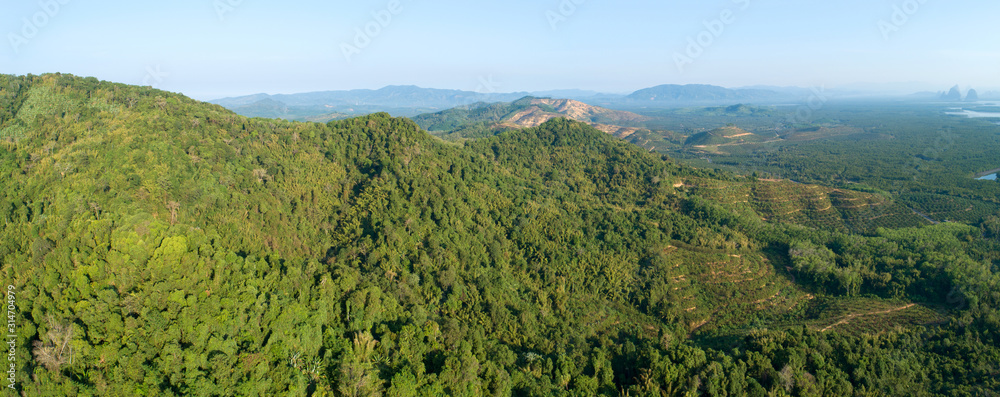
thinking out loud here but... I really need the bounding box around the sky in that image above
[2,0,998,100]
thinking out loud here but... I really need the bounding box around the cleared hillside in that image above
[684,126,767,147]
[414,96,649,140]
[681,177,929,234]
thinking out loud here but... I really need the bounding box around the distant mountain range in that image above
[624,84,794,104]
[211,83,998,122]
[909,86,998,102]
[210,86,537,121]
[210,84,809,121]
[213,85,531,109]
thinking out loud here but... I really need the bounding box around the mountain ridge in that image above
[211,83,803,121]
[626,84,793,103]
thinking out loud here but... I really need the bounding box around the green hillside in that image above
[412,97,648,141]
[684,126,767,147]
[412,98,535,133]
[1,74,998,395]
[682,177,928,234]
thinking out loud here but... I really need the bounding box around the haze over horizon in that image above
[2,0,998,100]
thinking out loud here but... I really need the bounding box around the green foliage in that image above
[1,74,998,395]
[413,99,535,133]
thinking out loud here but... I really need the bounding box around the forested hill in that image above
[1,74,999,395]
[412,96,648,141]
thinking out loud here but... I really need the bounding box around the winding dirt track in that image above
[819,303,916,332]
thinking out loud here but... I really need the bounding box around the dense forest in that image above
[1,74,998,395]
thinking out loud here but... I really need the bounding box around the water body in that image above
[945,109,1000,118]
[978,173,998,181]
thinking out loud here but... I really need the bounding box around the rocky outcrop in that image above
[941,85,962,101]
[966,89,979,102]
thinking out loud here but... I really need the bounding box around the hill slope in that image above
[414,96,650,140]
[684,125,766,146]
[1,74,998,395]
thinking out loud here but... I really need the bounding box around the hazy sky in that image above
[2,0,998,100]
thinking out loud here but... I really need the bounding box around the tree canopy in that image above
[0,73,998,396]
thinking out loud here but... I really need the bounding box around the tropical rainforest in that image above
[0,73,998,396]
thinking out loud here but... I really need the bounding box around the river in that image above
[946,109,1000,118]
[975,167,1000,180]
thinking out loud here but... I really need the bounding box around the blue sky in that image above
[2,0,997,100]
